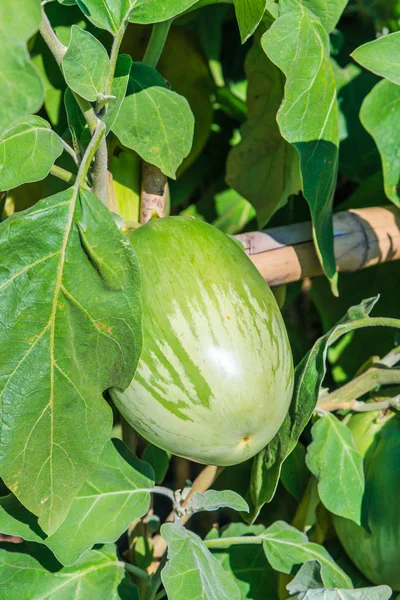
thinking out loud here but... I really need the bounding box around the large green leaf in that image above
[261,521,352,588]
[209,523,279,600]
[249,297,400,518]
[352,32,400,86]
[161,519,241,600]
[301,0,349,32]
[0,543,138,599]
[112,62,194,178]
[226,21,301,227]
[62,26,111,102]
[0,440,154,565]
[0,0,44,134]
[76,0,200,32]
[360,80,400,206]
[233,0,267,43]
[306,413,364,524]
[0,116,63,191]
[0,188,142,534]
[261,0,339,292]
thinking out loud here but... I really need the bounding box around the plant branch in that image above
[39,8,67,66]
[318,365,400,411]
[148,465,223,575]
[75,121,106,190]
[351,395,400,412]
[144,554,167,600]
[104,25,126,97]
[91,136,109,205]
[49,165,76,185]
[142,20,172,69]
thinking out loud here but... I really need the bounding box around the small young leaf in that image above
[352,32,400,86]
[306,413,364,524]
[0,188,142,534]
[360,80,400,207]
[261,521,352,588]
[287,560,324,594]
[128,0,202,24]
[0,543,137,599]
[226,20,301,227]
[249,297,400,519]
[112,62,194,178]
[189,490,249,514]
[262,0,339,292]
[0,0,44,134]
[103,54,132,134]
[62,26,111,101]
[0,116,63,191]
[233,0,267,43]
[161,519,241,600]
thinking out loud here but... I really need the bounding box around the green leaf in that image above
[0,116,63,191]
[360,80,400,206]
[209,523,279,600]
[141,443,170,485]
[261,521,352,588]
[0,543,137,599]
[249,297,400,518]
[226,21,301,227]
[352,32,400,86]
[112,62,194,179]
[261,0,339,292]
[76,0,200,32]
[212,189,256,234]
[0,188,142,534]
[62,26,111,101]
[233,0,267,43]
[0,440,154,565]
[300,0,349,32]
[280,442,309,502]
[306,413,364,524]
[0,0,44,134]
[128,0,202,24]
[103,54,132,134]
[161,519,241,600]
[188,490,249,514]
[287,561,392,600]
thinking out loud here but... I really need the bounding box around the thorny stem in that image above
[39,8,67,66]
[142,20,172,69]
[91,137,109,205]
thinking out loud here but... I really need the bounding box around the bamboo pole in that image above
[235,206,400,286]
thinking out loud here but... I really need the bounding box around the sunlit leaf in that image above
[188,490,249,514]
[352,32,400,86]
[360,80,400,206]
[112,62,194,178]
[161,519,241,600]
[233,0,267,43]
[226,21,301,227]
[306,413,364,524]
[62,26,111,102]
[0,0,44,134]
[0,116,63,191]
[261,0,339,291]
[300,0,349,32]
[0,188,142,534]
